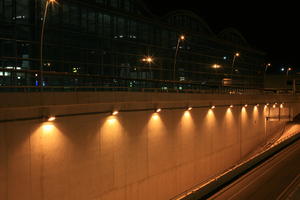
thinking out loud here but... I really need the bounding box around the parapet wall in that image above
[0,92,299,200]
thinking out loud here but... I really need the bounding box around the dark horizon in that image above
[144,0,299,73]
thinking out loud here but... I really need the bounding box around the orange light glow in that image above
[42,124,55,132]
[223,107,234,128]
[148,113,166,139]
[230,105,234,108]
[204,109,216,129]
[212,64,221,69]
[244,104,248,108]
[152,113,159,120]
[211,106,215,109]
[273,104,276,108]
[280,104,284,108]
[187,107,192,111]
[183,110,191,117]
[108,118,117,124]
[142,56,153,63]
[179,110,195,137]
[235,52,240,57]
[101,116,124,151]
[180,35,185,40]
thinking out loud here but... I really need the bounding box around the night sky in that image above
[144,0,299,73]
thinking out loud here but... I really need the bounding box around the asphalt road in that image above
[208,139,300,200]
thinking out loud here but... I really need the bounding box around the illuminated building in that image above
[0,0,264,89]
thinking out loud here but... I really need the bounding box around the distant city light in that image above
[142,56,153,63]
[281,68,285,72]
[212,64,221,69]
[223,56,227,60]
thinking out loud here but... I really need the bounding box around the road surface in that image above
[208,139,300,200]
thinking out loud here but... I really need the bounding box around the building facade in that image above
[0,0,265,90]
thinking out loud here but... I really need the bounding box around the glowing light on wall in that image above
[148,113,166,139]
[253,104,259,118]
[230,105,234,108]
[241,106,248,126]
[152,113,159,120]
[179,110,195,138]
[223,107,234,128]
[273,104,276,108]
[187,107,192,111]
[211,106,215,109]
[42,123,55,132]
[108,117,117,124]
[244,104,248,108]
[183,110,191,117]
[280,103,284,108]
[204,108,216,130]
[100,116,124,152]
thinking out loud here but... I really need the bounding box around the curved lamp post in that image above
[40,0,56,88]
[231,52,240,75]
[287,67,292,76]
[173,35,185,81]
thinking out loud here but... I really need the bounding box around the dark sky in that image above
[143,0,299,73]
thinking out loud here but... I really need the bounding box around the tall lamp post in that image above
[286,67,292,76]
[142,56,154,79]
[231,52,240,75]
[173,35,185,81]
[265,63,271,73]
[40,0,56,88]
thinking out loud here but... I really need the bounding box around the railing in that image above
[0,68,295,94]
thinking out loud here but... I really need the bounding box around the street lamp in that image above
[173,35,185,81]
[265,63,271,72]
[142,56,154,79]
[287,67,292,76]
[40,0,57,88]
[231,52,240,74]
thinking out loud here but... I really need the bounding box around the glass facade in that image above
[0,0,265,91]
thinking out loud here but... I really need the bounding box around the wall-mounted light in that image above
[230,105,234,108]
[211,106,215,109]
[280,103,284,108]
[273,104,276,108]
[244,104,248,108]
[187,107,192,111]
[47,116,56,122]
[156,108,162,113]
[112,111,119,116]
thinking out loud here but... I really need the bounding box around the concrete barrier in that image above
[177,131,300,200]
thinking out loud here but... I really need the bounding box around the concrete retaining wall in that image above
[0,92,299,200]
